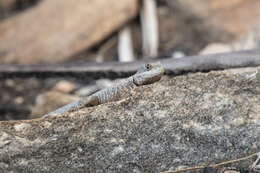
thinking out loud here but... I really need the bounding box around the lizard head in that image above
[133,62,165,86]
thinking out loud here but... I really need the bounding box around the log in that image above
[0,0,138,64]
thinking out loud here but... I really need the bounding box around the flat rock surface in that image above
[0,67,260,172]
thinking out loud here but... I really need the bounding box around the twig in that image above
[118,26,135,62]
[160,152,259,173]
[141,0,158,57]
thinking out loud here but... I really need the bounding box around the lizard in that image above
[44,62,165,117]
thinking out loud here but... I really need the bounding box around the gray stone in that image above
[0,67,260,173]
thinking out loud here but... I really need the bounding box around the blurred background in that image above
[1,0,260,120]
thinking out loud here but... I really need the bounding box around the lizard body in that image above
[44,62,164,117]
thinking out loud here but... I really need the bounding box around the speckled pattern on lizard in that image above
[44,62,165,117]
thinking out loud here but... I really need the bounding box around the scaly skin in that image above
[44,62,164,117]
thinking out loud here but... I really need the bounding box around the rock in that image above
[200,43,232,55]
[52,80,77,93]
[14,96,24,105]
[222,169,240,173]
[0,0,138,64]
[0,0,16,15]
[167,0,260,37]
[157,5,232,56]
[232,24,260,51]
[0,0,36,17]
[200,24,260,55]
[171,51,186,59]
[75,85,99,97]
[75,79,114,97]
[30,91,80,118]
[96,79,115,88]
[1,67,260,172]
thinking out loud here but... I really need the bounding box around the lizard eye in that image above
[145,63,152,70]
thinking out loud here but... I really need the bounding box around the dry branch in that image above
[0,49,260,78]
